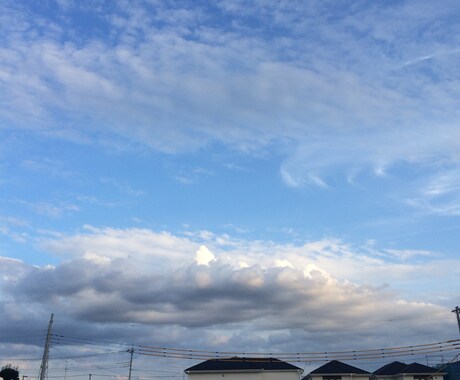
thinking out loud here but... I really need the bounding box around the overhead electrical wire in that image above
[138,338,460,362]
[9,331,459,380]
[0,356,43,362]
[51,334,129,350]
[48,332,460,362]
[49,332,460,363]
[0,331,47,340]
[49,346,130,379]
[37,331,460,368]
[49,347,128,360]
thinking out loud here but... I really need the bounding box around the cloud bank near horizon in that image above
[1,226,457,355]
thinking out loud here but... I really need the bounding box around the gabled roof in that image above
[373,361,440,376]
[185,357,302,373]
[373,361,407,376]
[308,360,371,375]
[402,363,440,374]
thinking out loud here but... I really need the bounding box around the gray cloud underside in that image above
[0,259,454,354]
[1,227,458,353]
[9,258,383,328]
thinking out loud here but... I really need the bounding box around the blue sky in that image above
[1,0,460,377]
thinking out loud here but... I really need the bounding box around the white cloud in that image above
[33,201,80,218]
[274,259,293,268]
[34,226,459,317]
[405,169,460,216]
[42,226,199,267]
[0,226,28,243]
[23,227,460,319]
[385,249,435,260]
[1,0,460,191]
[0,224,459,369]
[194,245,216,266]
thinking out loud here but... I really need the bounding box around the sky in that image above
[1,0,460,378]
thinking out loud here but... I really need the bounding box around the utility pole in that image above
[39,313,54,380]
[452,306,460,334]
[127,345,134,380]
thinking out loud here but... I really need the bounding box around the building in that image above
[302,360,371,380]
[435,361,460,380]
[184,357,304,380]
[372,361,445,380]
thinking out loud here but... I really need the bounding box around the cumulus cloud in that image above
[0,255,431,331]
[1,227,458,357]
[194,245,216,265]
[41,226,198,266]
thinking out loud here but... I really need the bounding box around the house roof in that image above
[402,363,440,374]
[373,361,408,376]
[373,361,440,376]
[307,360,370,376]
[184,357,302,373]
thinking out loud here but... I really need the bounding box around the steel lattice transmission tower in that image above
[39,314,54,380]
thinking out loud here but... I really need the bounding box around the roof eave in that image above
[186,369,302,374]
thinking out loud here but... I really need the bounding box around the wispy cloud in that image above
[405,169,460,216]
[100,177,146,197]
[401,48,460,67]
[1,0,460,187]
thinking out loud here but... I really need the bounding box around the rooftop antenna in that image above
[39,313,54,380]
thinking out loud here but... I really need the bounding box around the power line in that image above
[48,332,460,363]
[49,348,128,360]
[140,338,460,356]
[50,344,131,379]
[0,356,43,362]
[0,331,47,340]
[50,334,130,349]
[138,338,460,362]
[17,321,457,379]
[40,331,460,364]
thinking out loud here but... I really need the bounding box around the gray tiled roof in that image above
[402,363,440,374]
[185,357,302,373]
[373,361,439,376]
[373,361,407,376]
[307,360,370,376]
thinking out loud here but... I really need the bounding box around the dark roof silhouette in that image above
[402,363,440,374]
[373,362,407,376]
[185,357,302,373]
[373,362,440,376]
[307,360,370,376]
